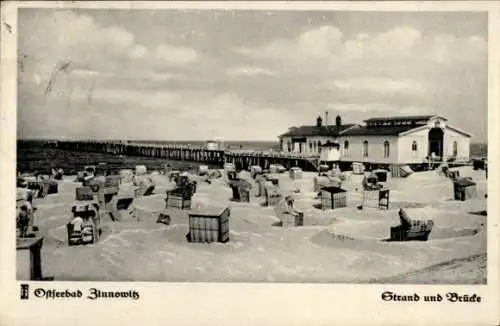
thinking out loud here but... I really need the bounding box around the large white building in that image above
[278,114,471,165]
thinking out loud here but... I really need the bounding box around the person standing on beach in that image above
[17,202,33,238]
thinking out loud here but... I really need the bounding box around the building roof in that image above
[339,125,418,136]
[364,115,445,122]
[279,124,355,138]
[279,114,468,138]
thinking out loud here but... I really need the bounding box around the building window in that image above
[309,141,313,152]
[287,141,292,152]
[412,141,418,151]
[318,141,322,153]
[412,141,418,158]
[363,140,369,157]
[344,140,349,150]
[384,141,390,158]
[453,141,458,157]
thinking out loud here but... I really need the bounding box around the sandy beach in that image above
[24,165,487,284]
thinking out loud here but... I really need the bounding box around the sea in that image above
[16,140,280,175]
[16,140,487,175]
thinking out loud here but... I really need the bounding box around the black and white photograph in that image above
[2,1,499,325]
[13,6,491,283]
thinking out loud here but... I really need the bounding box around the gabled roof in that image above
[339,125,418,136]
[399,124,472,138]
[279,124,355,138]
[446,125,472,138]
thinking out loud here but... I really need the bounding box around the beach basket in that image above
[75,186,94,201]
[390,209,433,241]
[448,170,460,181]
[314,175,341,193]
[119,169,135,184]
[264,182,282,206]
[105,175,121,187]
[373,169,388,183]
[473,159,486,171]
[95,163,108,177]
[84,166,96,175]
[361,189,390,209]
[269,164,286,174]
[274,196,304,227]
[229,179,252,203]
[108,196,135,221]
[224,163,236,172]
[318,164,330,172]
[352,162,365,175]
[135,165,147,176]
[166,186,194,209]
[453,178,477,201]
[289,167,303,180]
[68,203,100,245]
[198,165,209,176]
[398,165,414,178]
[255,174,267,197]
[187,206,230,243]
[250,165,263,179]
[320,186,347,210]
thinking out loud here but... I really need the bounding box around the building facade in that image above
[278,114,471,164]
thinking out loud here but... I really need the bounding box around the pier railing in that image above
[45,140,322,172]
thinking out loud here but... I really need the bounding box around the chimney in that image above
[316,115,323,128]
[325,111,329,127]
[336,114,342,128]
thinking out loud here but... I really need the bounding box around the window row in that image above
[285,139,458,157]
[355,140,391,158]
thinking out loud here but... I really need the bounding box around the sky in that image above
[17,9,488,141]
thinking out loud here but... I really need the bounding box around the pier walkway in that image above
[45,140,322,172]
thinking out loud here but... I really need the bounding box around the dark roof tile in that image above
[340,125,418,136]
[279,124,355,137]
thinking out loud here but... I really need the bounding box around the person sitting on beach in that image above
[362,173,381,191]
[70,215,84,233]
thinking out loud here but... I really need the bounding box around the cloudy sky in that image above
[18,9,488,141]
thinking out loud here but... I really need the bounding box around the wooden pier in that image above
[45,140,322,172]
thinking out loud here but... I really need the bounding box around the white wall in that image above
[398,128,429,164]
[320,147,340,162]
[338,135,399,163]
[399,126,470,163]
[444,128,470,160]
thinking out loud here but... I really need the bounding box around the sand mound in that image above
[370,253,487,284]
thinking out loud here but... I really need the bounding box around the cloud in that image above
[17,11,487,141]
[19,10,199,85]
[239,25,486,70]
[129,45,149,59]
[332,78,425,95]
[227,66,277,77]
[154,44,198,66]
